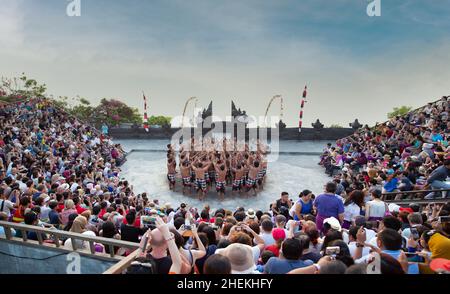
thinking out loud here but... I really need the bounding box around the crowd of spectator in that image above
[0,97,449,274]
[320,96,449,200]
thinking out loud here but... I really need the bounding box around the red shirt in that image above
[98,208,107,219]
[123,215,141,228]
[265,245,280,257]
[198,218,210,223]
[75,204,86,214]
[57,203,65,213]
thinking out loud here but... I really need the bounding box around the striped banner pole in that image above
[299,86,307,133]
[143,92,149,132]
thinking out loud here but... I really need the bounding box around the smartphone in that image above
[410,227,420,240]
[140,234,149,253]
[405,252,418,258]
[235,226,242,232]
[439,216,450,223]
[325,246,340,256]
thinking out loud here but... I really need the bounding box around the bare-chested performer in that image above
[232,163,245,194]
[215,162,227,201]
[167,156,177,191]
[180,160,192,195]
[257,157,268,190]
[191,159,211,200]
[246,160,260,196]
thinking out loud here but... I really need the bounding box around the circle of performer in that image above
[166,138,269,200]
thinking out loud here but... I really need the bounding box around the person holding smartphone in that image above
[401,212,424,240]
[0,187,19,217]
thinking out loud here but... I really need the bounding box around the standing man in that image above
[246,161,260,196]
[313,182,345,234]
[167,157,177,191]
[101,123,109,135]
[192,160,211,200]
[180,160,192,195]
[215,164,227,201]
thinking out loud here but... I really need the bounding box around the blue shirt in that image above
[313,193,345,218]
[102,125,109,135]
[48,210,60,225]
[264,257,313,274]
[431,133,443,142]
[382,250,419,274]
[294,199,313,221]
[384,178,399,192]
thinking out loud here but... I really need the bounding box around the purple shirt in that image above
[313,193,344,218]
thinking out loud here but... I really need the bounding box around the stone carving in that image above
[276,120,286,130]
[349,119,362,130]
[202,101,213,120]
[312,119,324,130]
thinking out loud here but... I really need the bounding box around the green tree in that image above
[1,74,172,128]
[388,106,412,119]
[92,98,142,126]
[0,73,47,102]
[148,115,172,127]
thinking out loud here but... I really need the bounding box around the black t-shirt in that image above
[149,255,172,274]
[120,223,145,243]
[276,199,290,218]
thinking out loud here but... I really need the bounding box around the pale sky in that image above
[1,0,450,127]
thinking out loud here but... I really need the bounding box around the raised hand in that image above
[356,226,367,244]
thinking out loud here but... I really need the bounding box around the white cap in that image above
[388,203,401,213]
[323,217,342,232]
[59,183,70,191]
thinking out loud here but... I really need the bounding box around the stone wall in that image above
[0,240,116,274]
[109,127,354,141]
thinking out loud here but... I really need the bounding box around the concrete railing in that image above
[0,221,139,259]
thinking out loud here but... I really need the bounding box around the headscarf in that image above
[429,233,450,260]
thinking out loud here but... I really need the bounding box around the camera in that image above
[325,246,340,257]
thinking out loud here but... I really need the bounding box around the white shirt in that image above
[343,203,361,222]
[260,232,275,247]
[365,229,377,242]
[39,205,51,220]
[18,181,27,192]
[348,241,371,258]
[0,199,15,216]
[366,200,386,218]
[70,183,79,193]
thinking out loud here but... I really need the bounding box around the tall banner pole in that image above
[299,85,307,133]
[143,91,149,132]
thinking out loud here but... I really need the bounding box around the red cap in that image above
[272,228,286,241]
[399,207,414,214]
[430,258,450,273]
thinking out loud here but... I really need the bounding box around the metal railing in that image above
[0,221,139,259]
[382,188,450,202]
